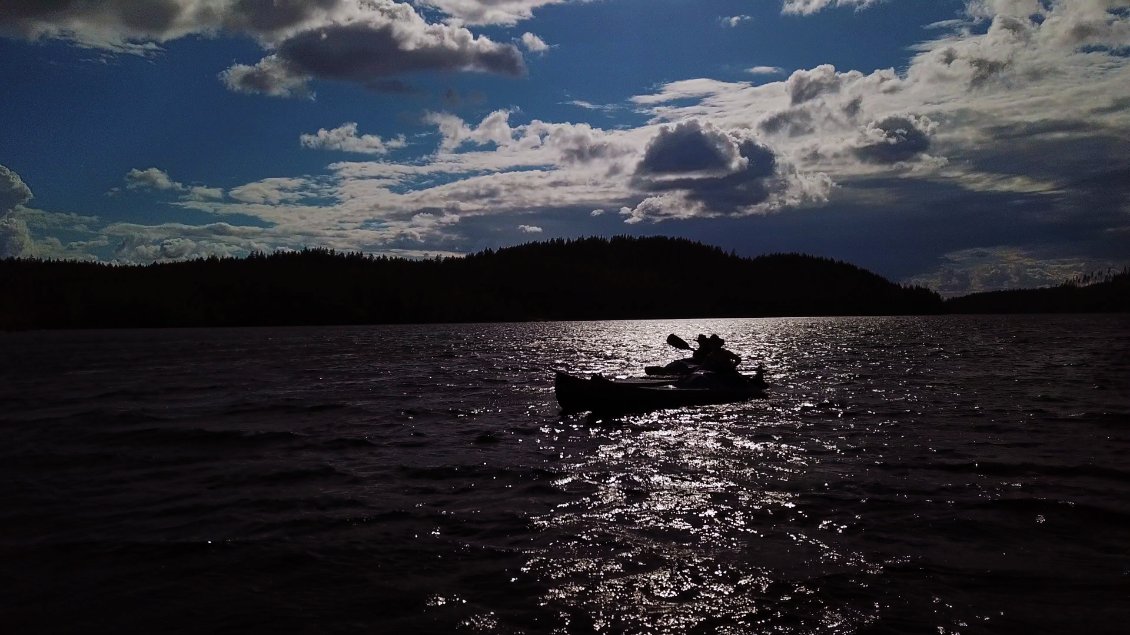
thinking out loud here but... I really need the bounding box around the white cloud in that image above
[220,55,313,99]
[631,78,754,107]
[187,186,226,201]
[228,177,324,205]
[721,16,752,28]
[1,164,33,214]
[518,224,543,233]
[0,215,32,258]
[5,1,1128,280]
[123,168,225,201]
[178,0,1127,254]
[125,167,181,191]
[425,109,516,151]
[300,122,408,155]
[781,0,885,16]
[1,164,105,259]
[415,0,569,26]
[747,66,784,75]
[565,99,619,113]
[521,32,550,53]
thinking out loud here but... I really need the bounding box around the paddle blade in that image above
[666,333,692,350]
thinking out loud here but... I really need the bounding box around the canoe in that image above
[554,370,766,415]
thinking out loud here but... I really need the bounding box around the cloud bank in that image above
[2,1,1129,296]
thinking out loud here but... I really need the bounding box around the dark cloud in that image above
[679,140,778,211]
[278,21,524,80]
[854,116,932,164]
[634,125,780,213]
[547,126,627,165]
[368,79,415,93]
[1092,96,1130,115]
[961,132,1130,191]
[0,0,525,95]
[984,119,1091,140]
[968,57,1011,88]
[758,108,815,137]
[0,0,344,42]
[637,121,743,176]
[222,0,343,37]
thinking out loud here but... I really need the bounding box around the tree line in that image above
[943,267,1130,314]
[2,236,1121,330]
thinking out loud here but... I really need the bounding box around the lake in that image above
[1,315,1128,634]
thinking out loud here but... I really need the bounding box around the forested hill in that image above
[944,270,1130,313]
[1,236,942,329]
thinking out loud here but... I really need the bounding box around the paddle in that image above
[666,333,693,350]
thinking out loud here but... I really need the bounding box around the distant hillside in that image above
[944,270,1130,314]
[1,236,942,329]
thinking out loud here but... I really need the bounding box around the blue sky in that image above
[1,0,1128,295]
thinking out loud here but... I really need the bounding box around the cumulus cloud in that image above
[636,120,746,178]
[0,1,526,96]
[126,167,181,191]
[300,122,407,155]
[747,66,784,75]
[0,215,33,258]
[518,224,542,233]
[220,55,313,98]
[5,0,1128,279]
[758,108,816,137]
[787,64,852,104]
[108,222,270,263]
[1,164,34,259]
[853,115,934,164]
[2,164,105,259]
[721,16,752,28]
[520,32,549,53]
[533,121,637,166]
[419,110,638,168]
[269,15,523,81]
[622,120,825,221]
[1,164,33,213]
[426,109,515,151]
[124,167,225,201]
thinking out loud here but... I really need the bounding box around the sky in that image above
[1,0,1128,295]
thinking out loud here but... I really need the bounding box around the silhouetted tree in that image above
[0,236,956,330]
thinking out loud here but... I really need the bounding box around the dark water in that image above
[1,316,1128,634]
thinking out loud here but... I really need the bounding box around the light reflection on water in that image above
[1,316,1127,633]
[517,316,1130,634]
[520,319,880,633]
[527,413,875,633]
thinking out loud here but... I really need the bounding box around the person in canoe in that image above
[693,333,741,374]
[646,333,743,376]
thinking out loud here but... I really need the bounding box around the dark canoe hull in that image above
[554,371,766,415]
